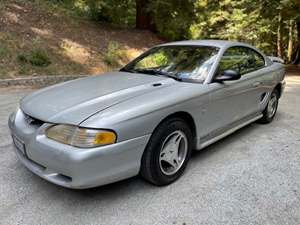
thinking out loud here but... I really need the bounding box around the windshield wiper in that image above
[160,73,182,81]
[120,68,135,73]
[135,69,182,81]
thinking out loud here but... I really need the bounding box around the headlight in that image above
[46,124,117,148]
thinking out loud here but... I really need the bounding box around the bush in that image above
[17,49,51,67]
[76,0,136,27]
[17,54,28,63]
[29,49,51,67]
[103,41,122,67]
[0,46,9,58]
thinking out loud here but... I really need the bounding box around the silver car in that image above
[8,40,285,189]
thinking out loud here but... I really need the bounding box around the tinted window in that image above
[123,46,219,83]
[217,47,265,76]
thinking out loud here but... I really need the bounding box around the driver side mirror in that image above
[213,70,241,82]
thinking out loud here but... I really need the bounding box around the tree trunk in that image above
[291,21,300,64]
[288,20,294,63]
[277,11,283,58]
[297,21,300,45]
[136,0,155,31]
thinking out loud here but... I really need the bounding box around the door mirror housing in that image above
[213,70,241,82]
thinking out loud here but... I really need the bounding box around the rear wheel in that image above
[140,118,193,186]
[259,89,279,124]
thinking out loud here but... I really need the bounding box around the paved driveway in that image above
[0,77,299,225]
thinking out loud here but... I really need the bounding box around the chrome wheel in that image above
[267,93,278,118]
[159,130,188,176]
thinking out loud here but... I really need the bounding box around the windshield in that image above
[122,45,219,82]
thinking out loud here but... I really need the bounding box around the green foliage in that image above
[187,0,300,57]
[150,0,196,40]
[29,49,51,67]
[17,54,27,63]
[45,0,300,59]
[103,41,122,67]
[135,51,169,69]
[153,52,169,66]
[18,49,51,67]
[74,0,136,26]
[0,46,9,58]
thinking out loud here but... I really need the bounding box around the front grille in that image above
[23,113,44,127]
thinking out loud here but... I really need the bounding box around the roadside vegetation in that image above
[49,0,300,63]
[0,0,300,79]
[0,0,162,79]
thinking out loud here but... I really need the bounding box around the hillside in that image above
[0,0,163,79]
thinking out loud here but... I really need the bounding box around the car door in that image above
[200,46,266,141]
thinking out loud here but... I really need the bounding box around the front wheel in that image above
[259,89,279,124]
[140,118,193,186]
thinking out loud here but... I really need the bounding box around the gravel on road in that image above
[0,77,299,225]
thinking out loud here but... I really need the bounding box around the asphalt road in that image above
[0,77,299,225]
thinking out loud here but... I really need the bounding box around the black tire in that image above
[140,117,193,186]
[259,89,279,124]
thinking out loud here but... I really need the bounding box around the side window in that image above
[248,48,265,70]
[217,47,265,76]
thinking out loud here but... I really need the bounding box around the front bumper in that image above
[8,110,150,189]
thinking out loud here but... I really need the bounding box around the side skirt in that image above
[196,114,263,150]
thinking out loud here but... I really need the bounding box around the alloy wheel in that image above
[159,130,188,176]
[267,92,278,118]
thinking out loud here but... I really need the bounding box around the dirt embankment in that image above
[0,0,163,79]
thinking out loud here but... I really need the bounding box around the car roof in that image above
[158,40,253,49]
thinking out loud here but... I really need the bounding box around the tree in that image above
[287,20,294,62]
[277,10,284,58]
[136,0,155,31]
[149,0,197,40]
[62,0,300,63]
[291,21,300,64]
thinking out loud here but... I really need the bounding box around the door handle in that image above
[253,82,261,87]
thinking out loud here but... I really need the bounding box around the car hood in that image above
[20,72,173,125]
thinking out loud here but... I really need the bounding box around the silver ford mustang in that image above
[8,40,285,189]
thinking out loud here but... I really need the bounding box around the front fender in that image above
[80,83,209,142]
